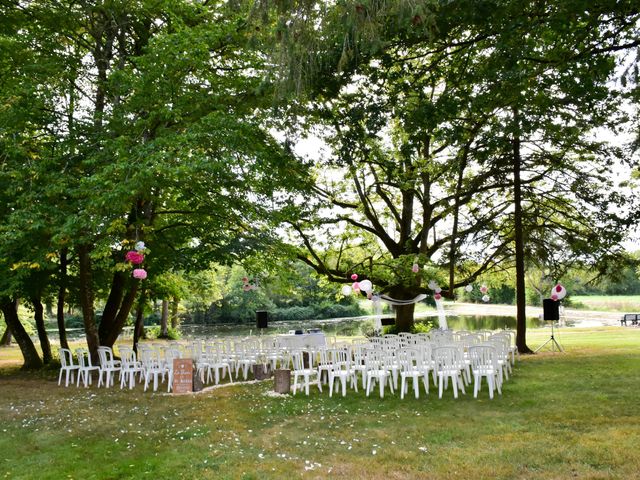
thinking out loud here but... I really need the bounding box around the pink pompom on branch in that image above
[125,250,144,265]
[411,263,420,273]
[132,268,147,280]
[350,274,358,281]
[352,282,360,291]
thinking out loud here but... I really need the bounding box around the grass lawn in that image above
[1,328,640,479]
[570,295,640,312]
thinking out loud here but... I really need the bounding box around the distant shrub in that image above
[359,319,376,338]
[146,326,181,340]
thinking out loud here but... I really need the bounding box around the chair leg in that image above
[414,375,419,399]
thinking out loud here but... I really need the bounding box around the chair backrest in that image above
[97,346,115,367]
[119,346,137,367]
[468,345,497,370]
[434,346,460,371]
[75,348,92,368]
[398,348,419,371]
[59,348,74,368]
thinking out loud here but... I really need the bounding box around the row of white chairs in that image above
[287,331,516,400]
[57,329,517,398]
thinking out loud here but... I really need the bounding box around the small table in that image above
[276,333,326,350]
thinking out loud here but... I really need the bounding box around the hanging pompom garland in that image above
[133,268,148,280]
[551,284,567,300]
[125,240,147,280]
[358,279,373,293]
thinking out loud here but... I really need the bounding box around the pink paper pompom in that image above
[434,293,442,301]
[551,294,559,301]
[352,282,360,291]
[125,250,144,265]
[555,284,563,293]
[132,268,147,280]
[412,264,419,273]
[351,274,358,281]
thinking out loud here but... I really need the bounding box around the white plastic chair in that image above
[75,348,99,387]
[140,347,166,392]
[97,346,121,388]
[468,345,502,399]
[365,350,394,398]
[433,346,466,399]
[328,348,358,397]
[291,350,321,395]
[398,348,425,399]
[58,348,79,387]
[119,346,143,389]
[165,348,183,392]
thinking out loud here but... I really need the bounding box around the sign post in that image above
[172,358,194,393]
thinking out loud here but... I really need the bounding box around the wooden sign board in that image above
[172,358,193,394]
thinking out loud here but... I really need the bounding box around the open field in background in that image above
[570,295,640,312]
[1,327,640,479]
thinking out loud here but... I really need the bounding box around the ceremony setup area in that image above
[54,329,516,400]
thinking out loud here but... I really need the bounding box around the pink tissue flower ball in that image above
[132,268,147,280]
[125,250,144,265]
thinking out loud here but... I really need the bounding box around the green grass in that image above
[570,295,640,312]
[1,328,640,479]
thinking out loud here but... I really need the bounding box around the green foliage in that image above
[145,326,181,341]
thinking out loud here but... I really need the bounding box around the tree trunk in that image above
[77,245,100,363]
[170,297,179,329]
[394,303,416,332]
[98,271,126,342]
[0,324,12,346]
[31,296,53,364]
[133,303,145,355]
[0,298,43,369]
[100,282,139,348]
[45,301,54,318]
[160,299,169,337]
[56,248,70,350]
[512,109,533,354]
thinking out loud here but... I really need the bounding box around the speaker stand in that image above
[535,321,564,353]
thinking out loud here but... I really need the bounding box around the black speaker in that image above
[542,299,559,321]
[256,310,268,329]
[380,317,395,326]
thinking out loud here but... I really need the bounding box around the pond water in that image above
[177,314,546,340]
[46,313,547,341]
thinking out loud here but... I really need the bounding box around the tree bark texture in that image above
[394,303,416,332]
[56,248,70,350]
[512,110,533,354]
[100,281,139,348]
[0,324,12,346]
[31,296,52,364]
[170,298,179,329]
[161,299,169,337]
[0,298,43,369]
[77,245,100,363]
